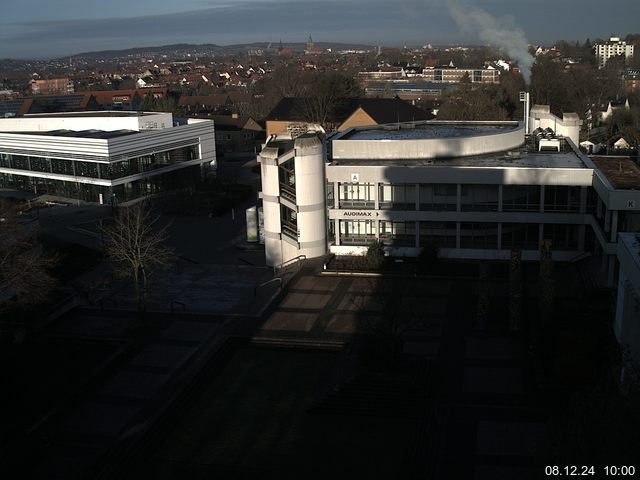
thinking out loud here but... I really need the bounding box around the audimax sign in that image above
[342,211,380,217]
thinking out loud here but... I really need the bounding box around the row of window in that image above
[0,146,199,181]
[0,166,201,203]
[332,183,582,213]
[335,220,580,250]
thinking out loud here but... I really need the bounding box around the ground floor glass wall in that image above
[334,219,583,253]
[0,165,201,203]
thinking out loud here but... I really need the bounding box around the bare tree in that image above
[103,203,173,314]
[302,72,362,130]
[0,201,56,309]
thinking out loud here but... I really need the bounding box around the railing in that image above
[280,184,296,202]
[254,277,283,297]
[338,200,375,209]
[281,221,298,240]
[273,254,306,274]
[340,235,376,245]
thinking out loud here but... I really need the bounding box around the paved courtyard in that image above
[253,271,552,478]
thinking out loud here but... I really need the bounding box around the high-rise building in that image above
[594,36,635,69]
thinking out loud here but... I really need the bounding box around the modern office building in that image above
[594,36,635,69]
[421,66,500,84]
[258,116,640,290]
[30,78,75,96]
[615,232,640,384]
[0,111,215,203]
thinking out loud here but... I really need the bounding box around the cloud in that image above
[0,1,455,58]
[1,0,639,59]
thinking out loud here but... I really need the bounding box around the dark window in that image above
[502,223,539,250]
[379,184,416,210]
[543,224,579,250]
[51,158,74,176]
[28,157,51,173]
[10,155,29,170]
[461,184,498,211]
[420,184,457,211]
[420,221,456,248]
[503,185,540,211]
[380,221,415,246]
[544,186,580,212]
[74,161,99,178]
[460,222,498,249]
[280,205,298,239]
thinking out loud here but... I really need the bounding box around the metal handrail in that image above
[273,254,306,274]
[254,277,283,297]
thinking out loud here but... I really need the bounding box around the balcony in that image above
[282,220,298,240]
[280,183,296,203]
[338,200,375,209]
[340,234,376,245]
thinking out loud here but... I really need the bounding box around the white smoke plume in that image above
[447,1,534,84]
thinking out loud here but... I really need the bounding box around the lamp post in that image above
[519,91,530,134]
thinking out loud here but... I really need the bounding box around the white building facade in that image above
[0,111,215,203]
[595,36,635,69]
[258,121,640,289]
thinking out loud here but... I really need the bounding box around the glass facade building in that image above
[0,112,215,203]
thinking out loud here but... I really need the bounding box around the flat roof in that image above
[22,111,160,118]
[8,129,139,139]
[340,122,518,141]
[590,156,640,190]
[330,149,587,169]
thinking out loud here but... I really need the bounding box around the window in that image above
[502,223,539,250]
[279,158,296,201]
[51,158,74,176]
[378,183,416,210]
[339,183,375,209]
[379,221,415,247]
[280,205,298,239]
[326,182,335,208]
[339,220,376,245]
[461,184,498,211]
[543,224,579,250]
[503,185,540,211]
[420,221,456,248]
[544,186,580,212]
[460,223,498,249]
[28,156,50,173]
[73,161,99,178]
[10,155,28,170]
[420,184,456,211]
[586,187,597,215]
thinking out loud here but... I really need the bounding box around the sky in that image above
[0,0,639,59]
